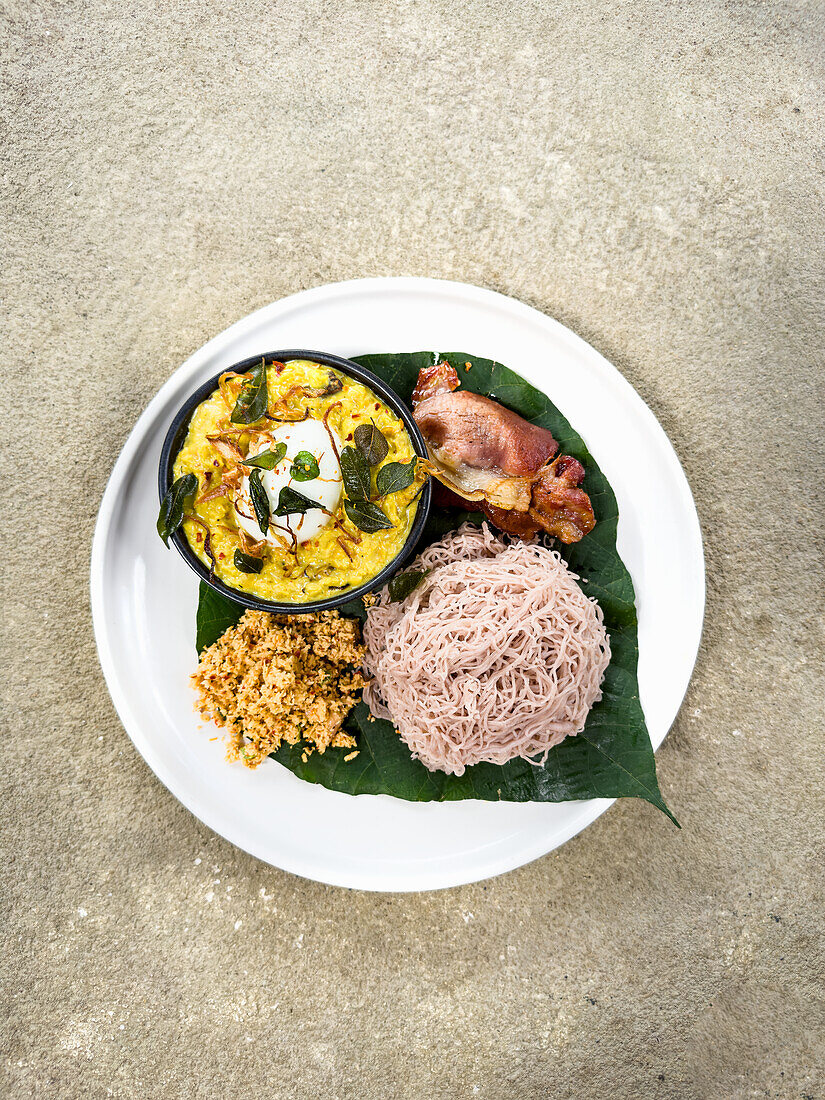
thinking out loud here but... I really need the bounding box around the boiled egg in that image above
[235,419,343,546]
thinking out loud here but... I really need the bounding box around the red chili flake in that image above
[219,553,226,559]
[212,460,219,467]
[346,433,353,441]
[353,413,359,419]
[204,470,212,482]
[374,403,380,410]
[275,362,285,373]
[196,533,203,542]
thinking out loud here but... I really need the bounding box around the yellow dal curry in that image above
[173,360,422,603]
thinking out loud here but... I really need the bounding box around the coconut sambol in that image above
[160,358,425,603]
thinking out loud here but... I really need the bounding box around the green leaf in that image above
[344,499,393,533]
[230,360,268,424]
[194,351,676,824]
[387,569,430,602]
[248,469,270,533]
[244,443,286,470]
[157,473,197,546]
[195,582,245,653]
[274,485,321,516]
[339,445,371,502]
[354,421,389,466]
[375,458,417,497]
[233,549,264,574]
[290,450,320,481]
[334,597,368,621]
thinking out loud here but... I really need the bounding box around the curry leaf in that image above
[274,485,321,516]
[387,569,430,602]
[230,360,268,424]
[244,442,286,469]
[157,473,197,546]
[195,581,245,653]
[344,499,394,533]
[375,458,416,497]
[339,446,370,502]
[290,450,320,481]
[354,421,389,466]
[233,549,264,574]
[248,470,270,533]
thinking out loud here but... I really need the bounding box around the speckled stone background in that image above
[2,1,824,1097]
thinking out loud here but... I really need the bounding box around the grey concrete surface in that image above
[2,1,824,1097]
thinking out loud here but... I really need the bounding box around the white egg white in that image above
[235,419,343,546]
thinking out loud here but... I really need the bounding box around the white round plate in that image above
[91,278,704,892]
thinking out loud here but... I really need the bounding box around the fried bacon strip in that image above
[415,389,559,477]
[525,455,595,542]
[412,361,461,404]
[412,364,595,543]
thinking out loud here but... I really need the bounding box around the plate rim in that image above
[90,277,705,891]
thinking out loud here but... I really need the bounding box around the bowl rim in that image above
[157,349,433,614]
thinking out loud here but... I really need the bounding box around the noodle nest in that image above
[363,523,611,775]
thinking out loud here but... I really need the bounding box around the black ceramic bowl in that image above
[158,349,432,614]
